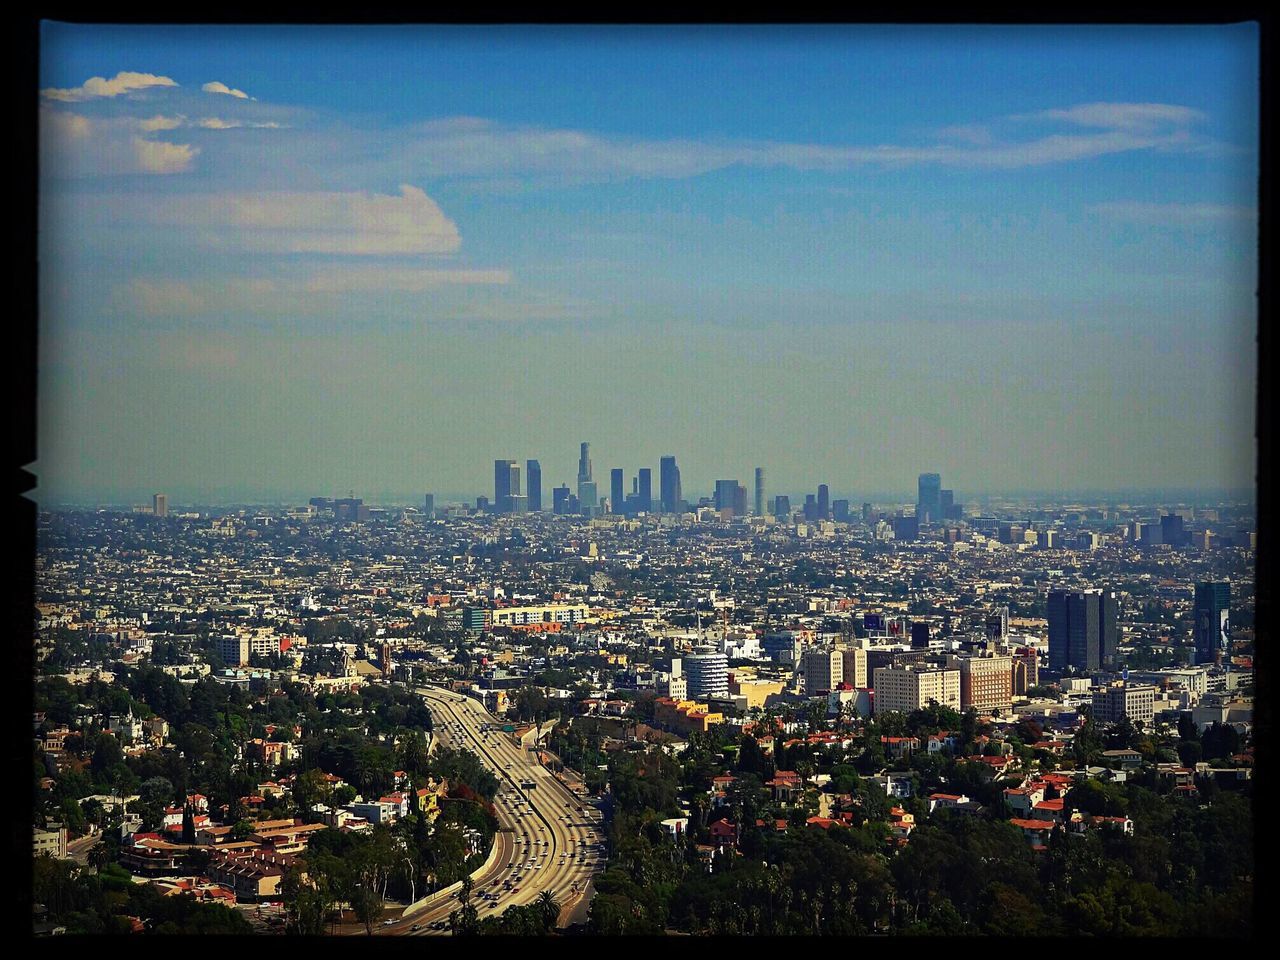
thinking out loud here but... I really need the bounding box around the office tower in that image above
[611,469,625,515]
[1161,513,1186,548]
[833,499,850,522]
[985,606,1009,640]
[1193,582,1231,666]
[800,649,843,695]
[1140,521,1164,546]
[804,494,818,522]
[1047,589,1120,673]
[475,496,490,512]
[838,646,868,688]
[423,494,435,517]
[715,479,739,513]
[152,494,167,518]
[817,484,830,520]
[910,622,930,648]
[917,472,942,524]
[754,467,765,516]
[940,488,955,519]
[567,493,580,514]
[526,461,542,512]
[891,515,919,541]
[733,484,747,518]
[638,468,653,512]
[862,502,873,523]
[579,482,597,516]
[494,459,519,513]
[577,442,594,514]
[774,495,791,519]
[552,485,569,515]
[684,651,729,699]
[660,456,681,513]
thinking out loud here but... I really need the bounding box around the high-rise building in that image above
[817,484,830,520]
[610,469,625,515]
[940,488,955,519]
[952,653,1013,714]
[800,649,843,695]
[1091,681,1156,727]
[660,456,681,513]
[754,467,765,516]
[1161,513,1187,548]
[833,499,850,522]
[526,461,542,512]
[152,493,167,518]
[579,482,597,516]
[892,515,919,541]
[985,606,1009,640]
[1193,582,1231,666]
[774,495,791,519]
[803,494,818,522]
[494,459,519,513]
[910,622,931,648]
[715,480,739,514]
[684,651,729,699]
[552,485,570,515]
[872,664,961,714]
[862,502,873,523]
[637,468,653,513]
[917,473,942,524]
[577,442,594,515]
[423,494,435,517]
[1047,589,1120,673]
[733,484,747,518]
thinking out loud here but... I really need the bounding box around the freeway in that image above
[382,685,607,935]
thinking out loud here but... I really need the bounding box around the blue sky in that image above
[36,24,1258,505]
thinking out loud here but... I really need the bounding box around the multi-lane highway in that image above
[382,684,606,935]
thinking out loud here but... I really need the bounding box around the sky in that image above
[35,24,1258,506]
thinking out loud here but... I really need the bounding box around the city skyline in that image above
[35,24,1257,504]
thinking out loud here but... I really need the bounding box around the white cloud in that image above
[395,102,1215,182]
[132,137,200,174]
[124,184,462,255]
[202,81,251,100]
[196,117,241,129]
[41,71,178,102]
[137,115,186,132]
[1031,102,1206,132]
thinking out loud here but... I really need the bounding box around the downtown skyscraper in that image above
[754,467,765,516]
[660,455,682,514]
[577,442,597,516]
[918,472,942,523]
[526,460,542,512]
[1193,582,1231,666]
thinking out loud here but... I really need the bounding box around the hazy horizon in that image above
[35,24,1258,505]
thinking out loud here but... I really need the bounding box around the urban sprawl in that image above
[32,448,1255,936]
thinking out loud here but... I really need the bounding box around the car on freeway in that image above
[411,924,421,931]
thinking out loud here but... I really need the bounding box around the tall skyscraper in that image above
[833,499,850,522]
[1048,589,1120,673]
[526,461,542,512]
[577,442,594,515]
[552,485,570,515]
[918,473,942,524]
[610,468,625,515]
[940,488,955,520]
[817,484,830,520]
[754,467,765,516]
[494,459,519,513]
[733,484,747,518]
[660,455,681,513]
[152,493,167,518]
[1161,513,1187,548]
[804,494,818,522]
[423,493,435,517]
[774,495,791,518]
[1193,582,1231,666]
[715,480,739,515]
[638,468,653,512]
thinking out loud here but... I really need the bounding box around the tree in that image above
[536,889,561,931]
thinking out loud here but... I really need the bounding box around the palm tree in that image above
[536,889,561,931]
